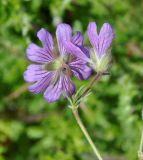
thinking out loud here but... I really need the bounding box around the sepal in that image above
[66,86,91,111]
[90,47,112,72]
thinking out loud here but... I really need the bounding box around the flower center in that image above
[61,62,72,77]
[42,55,73,77]
[42,59,61,71]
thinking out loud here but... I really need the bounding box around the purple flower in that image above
[87,22,114,71]
[24,23,91,103]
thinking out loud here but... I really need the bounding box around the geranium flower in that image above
[24,23,91,102]
[87,22,114,72]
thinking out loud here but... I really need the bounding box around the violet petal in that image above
[98,23,114,56]
[69,58,92,80]
[56,23,72,54]
[44,75,63,102]
[24,64,49,83]
[37,28,54,59]
[87,22,98,53]
[64,41,91,63]
[87,22,114,59]
[72,31,83,47]
[62,75,75,96]
[28,71,54,94]
[26,43,54,63]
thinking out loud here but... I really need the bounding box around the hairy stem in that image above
[79,72,103,99]
[138,128,143,160]
[73,110,103,160]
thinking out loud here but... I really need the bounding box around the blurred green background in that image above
[0,0,143,160]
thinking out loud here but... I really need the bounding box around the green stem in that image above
[138,128,143,159]
[139,129,143,153]
[79,72,103,99]
[73,110,103,160]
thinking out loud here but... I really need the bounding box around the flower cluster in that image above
[24,22,114,103]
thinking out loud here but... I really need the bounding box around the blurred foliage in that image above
[0,0,143,160]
